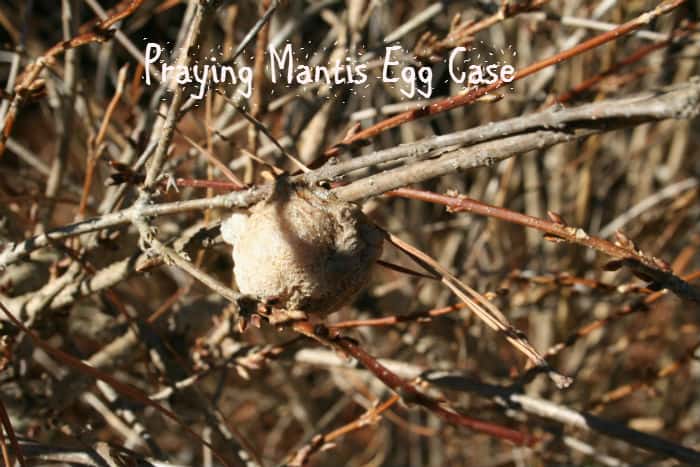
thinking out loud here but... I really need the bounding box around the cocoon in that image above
[221,180,384,321]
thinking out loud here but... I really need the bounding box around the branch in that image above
[386,188,700,303]
[3,79,698,267]
[330,77,700,201]
[0,186,267,268]
[142,0,212,190]
[294,348,700,464]
[321,0,687,158]
[307,78,700,187]
[0,0,145,158]
[289,323,535,445]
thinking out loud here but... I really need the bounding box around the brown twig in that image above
[385,231,572,388]
[0,0,145,158]
[331,332,535,445]
[591,337,700,411]
[386,187,700,303]
[331,303,467,329]
[285,394,400,466]
[0,299,233,467]
[552,36,677,104]
[248,0,273,163]
[79,65,129,218]
[322,0,686,159]
[0,398,24,467]
[545,271,700,358]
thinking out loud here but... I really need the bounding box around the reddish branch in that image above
[330,331,536,445]
[546,270,700,358]
[331,302,467,329]
[415,0,552,61]
[287,394,401,466]
[0,398,24,467]
[290,319,534,447]
[0,0,145,158]
[323,0,686,159]
[553,37,674,104]
[0,300,233,467]
[387,187,700,303]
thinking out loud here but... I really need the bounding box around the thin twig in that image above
[322,0,686,159]
[0,0,145,157]
[386,187,700,303]
[142,0,211,190]
[0,299,233,467]
[386,232,572,388]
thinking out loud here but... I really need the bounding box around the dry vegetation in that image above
[1,0,700,466]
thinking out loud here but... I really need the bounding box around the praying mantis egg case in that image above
[221,180,384,319]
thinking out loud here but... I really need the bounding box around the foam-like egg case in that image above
[221,181,384,321]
